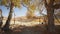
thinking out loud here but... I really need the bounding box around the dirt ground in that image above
[0,25,60,34]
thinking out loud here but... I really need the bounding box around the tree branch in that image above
[21,2,34,12]
[54,4,60,9]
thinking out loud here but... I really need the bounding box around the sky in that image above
[0,5,42,18]
[0,6,27,17]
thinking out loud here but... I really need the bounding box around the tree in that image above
[26,9,34,19]
[22,0,36,19]
[44,0,60,33]
[45,0,55,32]
[0,0,60,33]
[26,4,36,19]
[34,0,60,33]
[0,0,21,31]
[0,0,34,31]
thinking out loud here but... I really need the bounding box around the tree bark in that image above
[47,6,55,32]
[2,2,14,31]
[44,0,55,33]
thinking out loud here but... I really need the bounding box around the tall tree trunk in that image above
[0,10,3,28]
[44,0,55,33]
[2,2,14,31]
[47,6,55,32]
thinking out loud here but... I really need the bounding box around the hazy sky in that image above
[0,5,41,18]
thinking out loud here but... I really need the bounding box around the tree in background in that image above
[22,0,36,19]
[0,0,21,31]
[26,9,34,19]
[26,4,36,19]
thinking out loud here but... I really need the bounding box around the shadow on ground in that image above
[0,24,60,34]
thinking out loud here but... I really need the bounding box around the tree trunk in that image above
[47,6,55,32]
[44,0,55,33]
[0,10,3,28]
[2,2,14,31]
